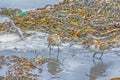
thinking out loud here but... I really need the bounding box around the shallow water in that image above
[0,16,10,22]
[0,0,120,80]
[0,31,120,80]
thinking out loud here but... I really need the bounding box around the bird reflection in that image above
[89,60,108,80]
[47,60,62,75]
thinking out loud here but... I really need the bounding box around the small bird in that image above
[47,34,62,58]
[86,39,112,59]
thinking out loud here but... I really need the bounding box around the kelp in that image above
[0,0,120,45]
[0,55,59,80]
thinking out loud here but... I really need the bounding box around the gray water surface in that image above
[0,31,120,80]
[0,0,62,10]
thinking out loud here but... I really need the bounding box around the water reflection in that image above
[47,60,62,75]
[89,59,108,80]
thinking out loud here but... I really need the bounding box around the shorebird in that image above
[85,39,112,59]
[47,34,62,58]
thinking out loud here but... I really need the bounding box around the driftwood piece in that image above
[8,20,24,40]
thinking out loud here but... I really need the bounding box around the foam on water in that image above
[0,31,48,51]
[0,16,10,22]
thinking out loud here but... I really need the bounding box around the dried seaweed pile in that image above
[0,8,21,18]
[0,55,58,80]
[0,0,120,42]
[0,1,120,79]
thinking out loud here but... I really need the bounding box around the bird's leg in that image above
[93,52,103,60]
[49,46,52,58]
[92,59,96,64]
[48,43,50,48]
[99,52,103,59]
[93,52,97,58]
[57,46,60,58]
